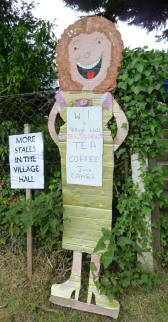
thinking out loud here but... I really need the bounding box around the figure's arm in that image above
[113,99,129,151]
[48,101,59,146]
[48,92,66,146]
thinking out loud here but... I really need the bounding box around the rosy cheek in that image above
[95,44,103,53]
[70,51,80,62]
[74,53,80,60]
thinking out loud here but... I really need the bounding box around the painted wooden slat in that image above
[49,296,119,319]
[63,214,111,226]
[63,228,111,244]
[62,241,106,254]
[62,184,112,198]
[62,205,112,252]
[62,187,112,209]
[63,236,110,254]
[62,179,112,194]
[63,204,111,218]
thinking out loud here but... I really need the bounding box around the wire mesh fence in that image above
[0,90,55,129]
[0,90,61,193]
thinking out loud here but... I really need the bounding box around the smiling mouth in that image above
[76,57,102,79]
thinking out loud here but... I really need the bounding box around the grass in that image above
[0,245,168,322]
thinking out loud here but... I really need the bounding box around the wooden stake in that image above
[148,157,162,270]
[24,123,33,280]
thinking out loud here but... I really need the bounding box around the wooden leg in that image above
[89,253,100,282]
[87,253,120,317]
[71,251,82,275]
[51,251,82,300]
[50,252,119,319]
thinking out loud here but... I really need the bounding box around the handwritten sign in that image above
[66,106,103,186]
[9,132,44,189]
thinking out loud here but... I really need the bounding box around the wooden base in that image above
[49,295,119,319]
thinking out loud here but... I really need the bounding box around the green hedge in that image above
[0,47,168,296]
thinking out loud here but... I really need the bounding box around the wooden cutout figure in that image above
[48,15,128,319]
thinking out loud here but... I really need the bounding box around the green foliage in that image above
[0,0,57,94]
[160,211,168,269]
[114,47,167,158]
[92,48,168,296]
[94,173,167,297]
[0,190,63,251]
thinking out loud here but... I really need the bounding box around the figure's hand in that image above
[113,143,120,152]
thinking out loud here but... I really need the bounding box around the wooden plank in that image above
[163,129,168,138]
[49,296,119,319]
[148,158,162,269]
[63,238,103,253]
[63,220,111,237]
[62,179,113,192]
[156,150,168,162]
[62,205,112,253]
[164,178,168,191]
[24,123,33,281]
[63,204,111,218]
[157,161,168,170]
[62,187,112,209]
[159,138,168,148]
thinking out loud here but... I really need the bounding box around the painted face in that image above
[68,32,111,91]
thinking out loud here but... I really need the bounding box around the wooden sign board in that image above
[66,106,103,186]
[9,132,44,189]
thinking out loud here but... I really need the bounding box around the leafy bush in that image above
[0,190,63,251]
[160,211,168,269]
[92,47,168,296]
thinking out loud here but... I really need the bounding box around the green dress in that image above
[58,91,114,254]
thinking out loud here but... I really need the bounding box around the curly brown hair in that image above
[56,15,123,92]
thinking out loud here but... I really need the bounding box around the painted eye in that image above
[98,40,101,44]
[74,47,78,50]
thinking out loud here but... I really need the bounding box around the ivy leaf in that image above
[147,86,153,94]
[101,228,111,240]
[101,244,116,268]
[117,81,127,90]
[90,262,97,272]
[121,122,128,129]
[94,237,106,253]
[131,86,141,95]
[118,237,133,247]
[137,64,143,73]
[101,252,113,268]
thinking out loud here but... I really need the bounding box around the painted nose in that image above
[84,52,91,58]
